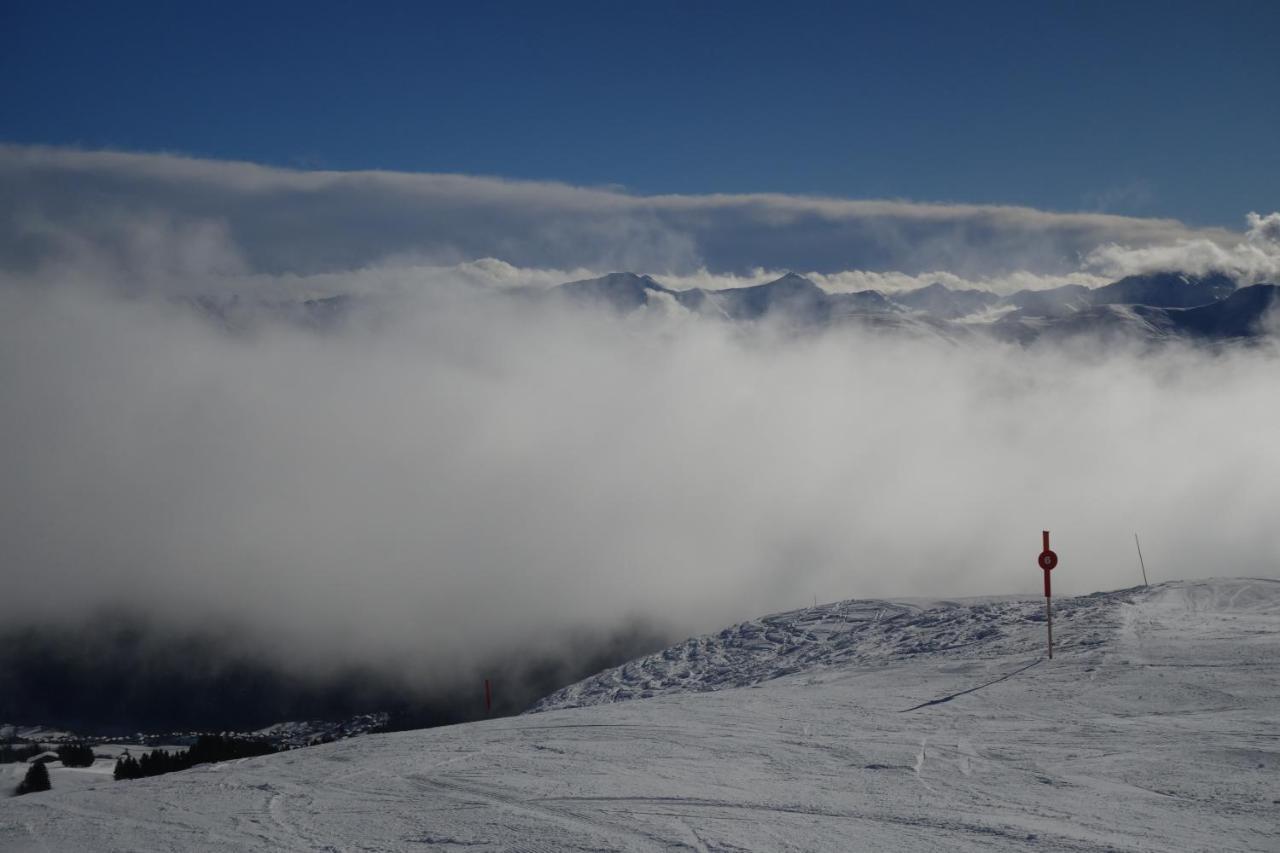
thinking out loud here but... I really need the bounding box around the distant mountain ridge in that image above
[186,269,1277,345]
[552,270,1278,344]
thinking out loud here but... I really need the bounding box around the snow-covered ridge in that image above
[545,269,1279,343]
[194,269,1280,345]
[533,581,1254,712]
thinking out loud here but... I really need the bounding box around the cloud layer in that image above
[1085,210,1280,283]
[0,144,1246,284]
[2,146,1278,694]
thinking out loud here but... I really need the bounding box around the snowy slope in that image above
[2,578,1277,852]
[533,592,1112,711]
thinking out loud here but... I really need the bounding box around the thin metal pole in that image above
[1134,533,1149,587]
[1046,598,1053,659]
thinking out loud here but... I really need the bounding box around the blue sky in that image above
[3,1,1276,227]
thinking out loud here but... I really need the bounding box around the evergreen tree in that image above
[14,761,51,796]
[113,754,140,781]
[111,737,277,782]
[57,743,95,767]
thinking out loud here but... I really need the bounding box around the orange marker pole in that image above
[1038,531,1059,660]
[1046,597,1053,659]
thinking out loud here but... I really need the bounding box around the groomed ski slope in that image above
[2,578,1277,852]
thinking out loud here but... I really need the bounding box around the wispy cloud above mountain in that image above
[1085,210,1280,283]
[0,145,1245,286]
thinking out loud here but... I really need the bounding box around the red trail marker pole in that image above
[1038,530,1059,659]
[484,679,492,715]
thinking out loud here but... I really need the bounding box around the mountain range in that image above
[551,270,1277,344]
[186,269,1279,346]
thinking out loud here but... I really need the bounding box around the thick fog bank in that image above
[2,148,1279,707]
[2,280,1278,694]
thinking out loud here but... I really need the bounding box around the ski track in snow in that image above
[2,578,1277,852]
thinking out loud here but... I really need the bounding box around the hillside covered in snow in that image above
[2,578,1277,851]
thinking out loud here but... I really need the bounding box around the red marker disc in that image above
[1038,550,1058,570]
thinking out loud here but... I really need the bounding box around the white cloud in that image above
[2,145,1277,692]
[1,144,1241,284]
[3,272,1280,685]
[1084,210,1280,283]
[1246,211,1280,245]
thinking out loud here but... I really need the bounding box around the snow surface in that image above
[2,578,1277,851]
[4,756,120,798]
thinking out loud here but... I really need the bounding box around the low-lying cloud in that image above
[2,146,1278,697]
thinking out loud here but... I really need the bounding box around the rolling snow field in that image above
[2,578,1276,851]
